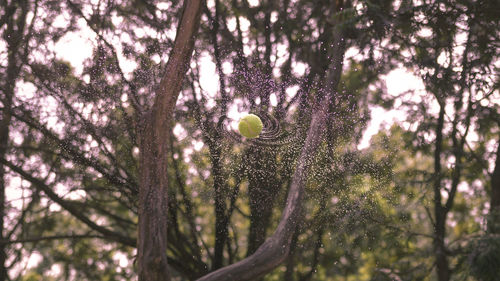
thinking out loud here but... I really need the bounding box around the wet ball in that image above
[238,114,263,138]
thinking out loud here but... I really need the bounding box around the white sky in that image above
[358,69,425,149]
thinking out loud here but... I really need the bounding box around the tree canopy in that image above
[0,0,498,280]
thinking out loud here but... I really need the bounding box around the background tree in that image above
[377,0,500,280]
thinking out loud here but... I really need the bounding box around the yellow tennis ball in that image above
[238,114,263,138]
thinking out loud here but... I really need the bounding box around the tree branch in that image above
[0,158,136,247]
[0,234,105,245]
[137,0,203,280]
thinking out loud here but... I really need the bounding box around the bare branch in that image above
[0,234,105,245]
[0,158,136,247]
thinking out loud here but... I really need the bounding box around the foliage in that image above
[0,0,498,280]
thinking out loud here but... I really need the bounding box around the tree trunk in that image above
[210,141,229,270]
[246,148,280,256]
[0,61,13,281]
[433,105,450,281]
[489,137,500,233]
[137,0,203,280]
[0,56,14,281]
[0,1,28,278]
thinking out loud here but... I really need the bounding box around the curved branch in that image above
[196,87,329,281]
[196,0,347,278]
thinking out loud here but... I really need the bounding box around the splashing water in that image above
[217,111,303,147]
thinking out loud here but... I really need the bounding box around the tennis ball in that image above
[238,114,263,138]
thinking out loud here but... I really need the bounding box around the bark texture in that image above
[137,1,203,280]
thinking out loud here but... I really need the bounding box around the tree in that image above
[380,1,500,280]
[1,0,498,280]
[1,1,79,279]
